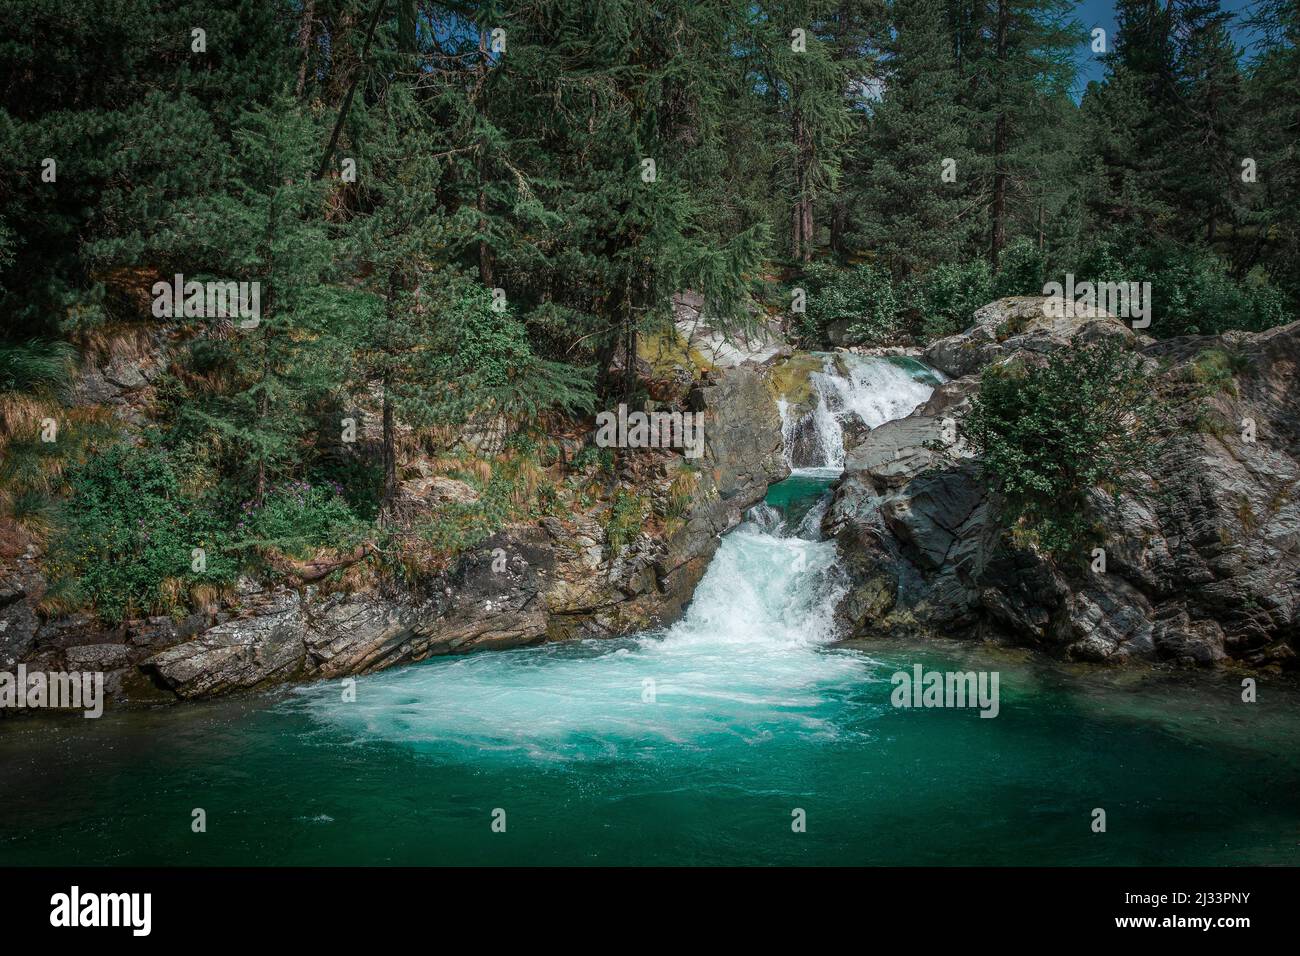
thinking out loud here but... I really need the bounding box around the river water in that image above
[2,356,1296,865]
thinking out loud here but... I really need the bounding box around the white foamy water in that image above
[297,352,943,761]
[782,354,941,471]
[298,526,865,760]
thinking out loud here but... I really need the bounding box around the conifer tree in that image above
[172,100,341,503]
[858,0,977,275]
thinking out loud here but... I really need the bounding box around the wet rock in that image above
[833,309,1300,669]
[141,593,307,699]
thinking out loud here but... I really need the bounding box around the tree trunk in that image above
[989,0,1009,268]
[476,29,494,285]
[380,372,396,517]
[830,198,847,255]
[801,198,814,262]
[295,0,316,98]
[380,270,400,519]
[791,109,813,263]
[314,0,386,181]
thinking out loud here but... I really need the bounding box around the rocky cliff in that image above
[828,297,1299,669]
[1,339,788,706]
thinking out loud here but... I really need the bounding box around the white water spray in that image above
[300,352,943,761]
[781,354,941,472]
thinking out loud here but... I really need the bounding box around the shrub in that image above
[992,237,1047,299]
[1067,237,1296,337]
[960,341,1167,556]
[606,489,646,552]
[0,339,76,395]
[236,479,365,558]
[51,444,237,623]
[911,261,993,341]
[794,262,900,346]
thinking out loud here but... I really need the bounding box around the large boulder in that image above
[674,291,786,367]
[832,309,1300,669]
[923,295,1135,380]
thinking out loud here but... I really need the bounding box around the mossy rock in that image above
[638,327,714,378]
[766,351,825,408]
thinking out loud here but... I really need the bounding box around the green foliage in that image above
[234,480,366,559]
[50,445,238,624]
[1186,346,1253,397]
[606,489,647,553]
[796,262,899,345]
[910,261,994,341]
[1069,237,1292,336]
[416,473,517,559]
[572,444,614,476]
[992,238,1048,299]
[960,341,1167,556]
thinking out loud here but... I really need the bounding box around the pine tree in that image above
[751,0,857,262]
[1235,0,1299,294]
[1169,0,1245,242]
[171,99,342,503]
[1079,0,1181,241]
[978,0,1080,265]
[486,0,767,403]
[858,0,978,275]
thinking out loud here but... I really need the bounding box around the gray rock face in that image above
[845,415,949,488]
[674,291,786,367]
[831,309,1300,669]
[923,295,1135,380]
[142,593,308,698]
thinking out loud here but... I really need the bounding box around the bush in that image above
[0,339,76,395]
[992,237,1047,299]
[911,261,993,341]
[606,489,646,552]
[236,479,366,557]
[51,445,237,624]
[795,262,900,346]
[1068,237,1295,337]
[960,341,1166,556]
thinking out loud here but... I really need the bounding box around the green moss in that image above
[767,352,824,407]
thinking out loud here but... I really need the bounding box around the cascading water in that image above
[299,354,941,760]
[6,350,1295,867]
[782,354,943,472]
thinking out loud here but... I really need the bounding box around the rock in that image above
[833,308,1300,669]
[674,291,786,367]
[102,356,146,390]
[395,475,480,520]
[0,600,40,668]
[65,644,132,670]
[845,415,949,487]
[923,295,1135,380]
[142,593,307,699]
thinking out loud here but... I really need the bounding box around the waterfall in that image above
[298,350,945,761]
[780,354,942,473]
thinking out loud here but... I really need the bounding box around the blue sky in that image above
[1072,0,1263,96]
